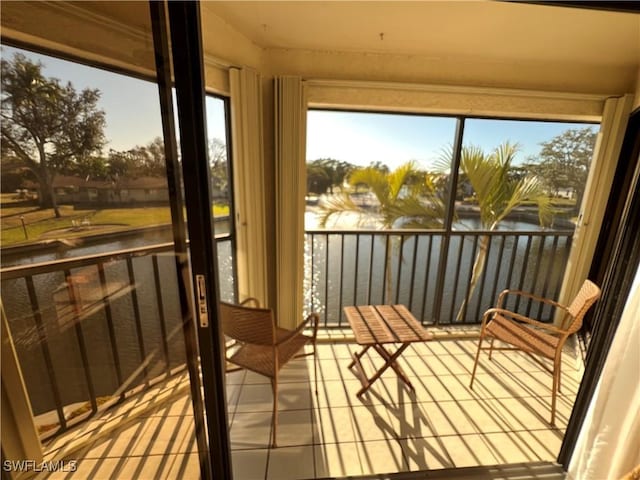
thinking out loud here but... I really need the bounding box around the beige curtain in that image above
[274,76,307,329]
[229,67,268,306]
[556,94,633,311]
[567,266,640,479]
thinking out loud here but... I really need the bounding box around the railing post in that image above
[63,269,98,416]
[126,258,149,385]
[25,277,67,432]
[432,117,465,325]
[97,261,124,399]
[152,255,171,374]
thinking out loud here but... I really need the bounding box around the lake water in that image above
[1,226,235,416]
[304,213,573,327]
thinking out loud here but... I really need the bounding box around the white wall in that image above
[265,47,635,95]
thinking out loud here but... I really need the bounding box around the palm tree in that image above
[454,142,553,321]
[319,161,445,301]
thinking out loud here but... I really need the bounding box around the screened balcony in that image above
[2,236,578,478]
[1,2,638,480]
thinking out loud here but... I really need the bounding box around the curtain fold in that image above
[567,266,640,479]
[274,76,307,329]
[229,67,268,306]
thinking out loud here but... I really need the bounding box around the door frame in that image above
[159,2,233,479]
[149,3,221,479]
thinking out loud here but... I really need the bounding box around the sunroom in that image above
[1,2,639,480]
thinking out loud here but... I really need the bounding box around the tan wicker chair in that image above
[220,298,319,447]
[469,279,600,425]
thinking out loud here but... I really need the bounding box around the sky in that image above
[3,44,596,168]
[1,45,228,152]
[307,111,598,171]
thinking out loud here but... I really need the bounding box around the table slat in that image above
[344,305,432,345]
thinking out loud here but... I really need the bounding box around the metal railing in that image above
[0,237,235,440]
[305,228,574,327]
[1,225,573,439]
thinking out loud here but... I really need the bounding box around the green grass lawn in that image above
[1,197,230,247]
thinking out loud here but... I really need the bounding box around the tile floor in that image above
[39,337,582,479]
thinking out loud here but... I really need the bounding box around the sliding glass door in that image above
[0,2,234,478]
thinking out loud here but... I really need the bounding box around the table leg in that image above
[348,345,371,369]
[373,343,414,390]
[355,343,412,397]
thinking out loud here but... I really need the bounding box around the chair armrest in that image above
[240,297,260,307]
[275,313,320,346]
[496,289,569,312]
[483,307,566,335]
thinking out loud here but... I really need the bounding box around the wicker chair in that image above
[469,279,601,425]
[220,298,319,447]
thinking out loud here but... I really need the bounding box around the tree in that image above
[103,137,166,181]
[134,137,165,177]
[208,138,228,198]
[1,53,106,217]
[307,163,331,195]
[453,142,553,321]
[532,127,597,213]
[307,158,354,194]
[320,161,445,301]
[367,161,390,175]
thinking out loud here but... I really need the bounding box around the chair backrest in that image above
[219,301,276,345]
[563,279,601,333]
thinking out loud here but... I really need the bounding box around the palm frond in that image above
[317,193,364,227]
[387,161,417,201]
[348,167,389,204]
[392,196,446,229]
[492,141,520,169]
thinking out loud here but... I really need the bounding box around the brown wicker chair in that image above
[469,279,600,425]
[220,298,319,447]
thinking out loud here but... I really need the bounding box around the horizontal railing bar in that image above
[0,244,175,278]
[1,236,233,279]
[305,228,573,236]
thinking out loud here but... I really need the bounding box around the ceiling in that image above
[203,1,640,68]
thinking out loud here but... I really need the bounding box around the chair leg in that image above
[313,345,318,396]
[550,358,560,427]
[557,356,562,393]
[470,335,484,389]
[271,377,278,448]
[488,336,496,360]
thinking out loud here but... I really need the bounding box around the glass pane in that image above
[306,110,457,230]
[457,118,598,231]
[205,95,236,302]
[1,46,172,264]
[304,110,458,322]
[1,43,202,477]
[447,118,599,322]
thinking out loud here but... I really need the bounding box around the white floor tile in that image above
[315,442,363,477]
[357,439,408,476]
[45,338,578,480]
[266,445,315,480]
[232,449,269,480]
